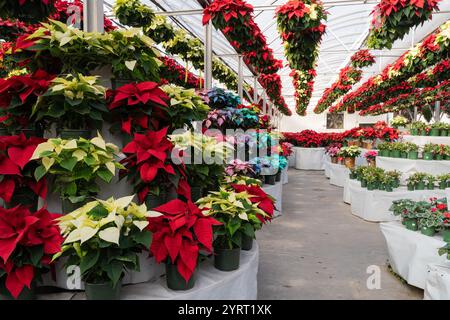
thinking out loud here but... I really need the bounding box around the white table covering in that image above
[262,181,283,217]
[329,163,349,188]
[424,264,450,300]
[343,177,351,204]
[324,159,331,178]
[377,157,450,185]
[39,243,259,300]
[403,135,450,147]
[380,221,449,289]
[288,150,296,168]
[282,167,288,185]
[347,179,447,222]
[294,147,325,170]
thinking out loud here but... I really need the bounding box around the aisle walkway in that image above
[257,170,422,300]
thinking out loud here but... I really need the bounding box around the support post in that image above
[204,20,213,91]
[435,100,441,122]
[413,106,418,121]
[83,0,104,33]
[253,76,258,103]
[262,94,267,114]
[238,55,243,100]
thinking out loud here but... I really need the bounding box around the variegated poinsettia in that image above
[54,196,154,287]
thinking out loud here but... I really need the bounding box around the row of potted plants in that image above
[349,166,401,192]
[409,121,450,136]
[406,172,450,191]
[389,197,448,238]
[377,142,450,160]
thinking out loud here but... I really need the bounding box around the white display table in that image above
[39,243,259,300]
[323,158,331,178]
[262,181,283,217]
[343,177,351,204]
[294,147,325,170]
[288,150,296,168]
[424,264,450,300]
[403,135,450,147]
[329,163,349,188]
[380,221,449,289]
[347,179,447,222]
[377,156,450,185]
[282,167,288,185]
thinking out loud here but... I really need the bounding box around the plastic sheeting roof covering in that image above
[104,0,450,115]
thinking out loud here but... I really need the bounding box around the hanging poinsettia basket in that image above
[276,0,327,116]
[367,0,441,50]
[314,66,362,114]
[350,49,375,69]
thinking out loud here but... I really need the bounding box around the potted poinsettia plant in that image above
[364,150,378,167]
[390,116,409,130]
[198,187,270,271]
[169,131,233,201]
[31,134,124,213]
[0,0,57,23]
[107,81,169,144]
[0,206,63,300]
[225,159,256,178]
[32,73,108,139]
[0,134,47,210]
[0,69,55,136]
[325,143,341,164]
[338,146,361,169]
[113,0,155,27]
[54,196,152,300]
[120,127,189,209]
[148,199,221,290]
[161,85,210,132]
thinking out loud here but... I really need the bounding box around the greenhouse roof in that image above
[104,0,450,116]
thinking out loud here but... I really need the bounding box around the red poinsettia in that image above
[350,49,375,68]
[0,206,63,298]
[231,184,275,223]
[107,82,169,135]
[159,56,203,89]
[148,199,221,282]
[0,134,47,203]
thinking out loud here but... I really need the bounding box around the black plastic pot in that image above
[145,194,166,209]
[214,247,240,271]
[275,170,281,182]
[20,127,43,138]
[241,235,253,251]
[190,186,203,202]
[84,281,122,300]
[111,78,134,90]
[165,262,195,291]
[264,174,276,185]
[7,187,38,212]
[59,129,92,140]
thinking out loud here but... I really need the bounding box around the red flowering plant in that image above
[0,134,47,208]
[0,0,57,23]
[148,199,221,283]
[350,49,376,69]
[0,18,33,42]
[0,206,63,299]
[120,127,190,206]
[259,114,272,130]
[107,82,169,136]
[282,130,325,147]
[231,183,276,223]
[292,69,317,116]
[159,56,203,89]
[314,66,362,114]
[203,0,282,75]
[368,0,441,50]
[0,69,55,134]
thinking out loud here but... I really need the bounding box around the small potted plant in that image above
[404,142,419,159]
[0,206,63,300]
[425,174,436,190]
[407,172,427,190]
[55,196,153,300]
[430,122,445,136]
[338,146,361,169]
[435,144,447,160]
[386,170,401,189]
[250,157,277,185]
[422,143,436,160]
[376,142,389,157]
[32,74,108,139]
[390,116,409,130]
[148,199,221,290]
[113,0,155,27]
[31,134,124,213]
[441,209,450,242]
[410,121,427,136]
[197,187,271,271]
[364,150,377,167]
[326,144,341,164]
[382,175,394,192]
[389,142,401,158]
[389,199,425,231]
[437,174,448,190]
[349,167,358,180]
[417,205,444,237]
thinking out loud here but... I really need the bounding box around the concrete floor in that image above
[257,170,423,300]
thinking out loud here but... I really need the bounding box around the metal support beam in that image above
[253,76,258,103]
[435,101,441,122]
[83,0,104,33]
[204,20,213,90]
[238,55,244,100]
[262,94,267,114]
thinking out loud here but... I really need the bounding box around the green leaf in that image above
[84,155,97,166]
[60,157,78,171]
[80,250,100,275]
[241,222,255,238]
[104,260,123,288]
[66,181,77,196]
[88,204,109,219]
[132,231,152,248]
[28,246,44,266]
[97,168,114,183]
[34,165,47,182]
